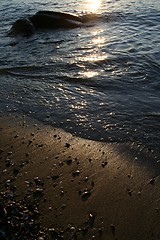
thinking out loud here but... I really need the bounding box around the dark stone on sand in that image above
[111,224,116,235]
[0,204,7,223]
[51,174,60,180]
[101,161,108,168]
[85,213,95,228]
[72,170,80,177]
[66,159,72,165]
[33,188,44,197]
[149,178,155,185]
[49,228,60,239]
[65,143,71,148]
[81,191,91,201]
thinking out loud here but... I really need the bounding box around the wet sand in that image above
[0,114,160,239]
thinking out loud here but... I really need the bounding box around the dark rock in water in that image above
[81,191,91,201]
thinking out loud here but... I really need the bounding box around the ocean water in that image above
[0,0,160,152]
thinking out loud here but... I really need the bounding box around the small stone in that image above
[13,167,20,176]
[85,213,95,227]
[51,175,60,180]
[14,134,19,138]
[49,228,59,238]
[0,230,6,238]
[61,190,64,196]
[149,178,155,185]
[82,191,91,201]
[33,188,44,197]
[62,204,66,209]
[111,224,115,235]
[84,177,89,182]
[5,158,12,167]
[72,170,80,177]
[98,228,103,235]
[0,204,7,222]
[91,181,94,187]
[66,159,72,165]
[5,179,11,187]
[102,161,108,168]
[65,143,70,148]
[7,151,13,155]
[127,189,132,196]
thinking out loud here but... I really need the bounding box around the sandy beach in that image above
[0,114,160,240]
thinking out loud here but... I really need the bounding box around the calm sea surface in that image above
[0,0,160,152]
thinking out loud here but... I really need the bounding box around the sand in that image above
[0,114,160,239]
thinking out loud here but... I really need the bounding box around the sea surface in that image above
[0,0,160,152]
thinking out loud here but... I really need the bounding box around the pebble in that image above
[101,161,108,168]
[72,170,80,177]
[81,191,91,201]
[111,224,115,235]
[33,188,44,197]
[66,159,72,165]
[0,189,42,239]
[149,178,155,185]
[65,143,70,148]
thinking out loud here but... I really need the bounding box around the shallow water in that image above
[0,0,160,151]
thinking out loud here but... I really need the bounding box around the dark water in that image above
[0,0,160,152]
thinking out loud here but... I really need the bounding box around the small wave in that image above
[0,65,46,77]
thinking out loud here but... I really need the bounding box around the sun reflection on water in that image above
[75,28,108,79]
[85,0,102,12]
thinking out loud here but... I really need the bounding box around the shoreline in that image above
[0,114,160,239]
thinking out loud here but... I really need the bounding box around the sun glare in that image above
[85,0,101,12]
